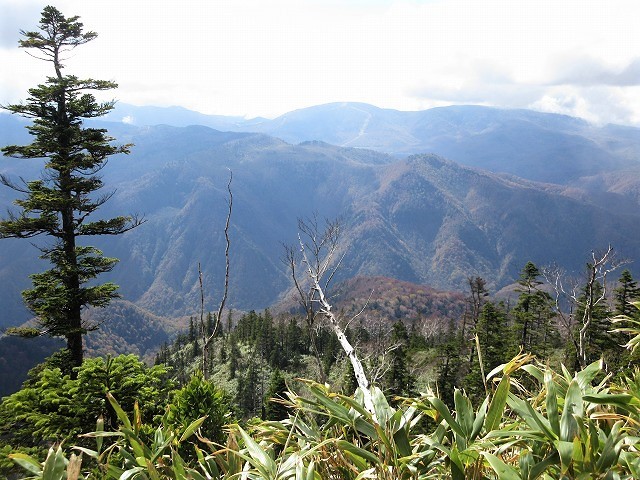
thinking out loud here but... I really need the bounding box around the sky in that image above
[1,0,640,126]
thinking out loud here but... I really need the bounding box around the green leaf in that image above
[471,396,488,440]
[237,425,276,476]
[392,427,412,459]
[9,453,43,475]
[106,392,132,430]
[454,389,474,439]
[120,466,145,480]
[544,370,560,437]
[42,445,66,480]
[305,460,316,480]
[509,393,556,440]
[95,415,104,454]
[353,415,377,439]
[560,380,583,442]
[336,440,380,468]
[575,359,603,389]
[72,447,99,460]
[427,395,465,439]
[482,452,521,480]
[448,447,467,480]
[583,393,634,409]
[371,386,392,425]
[179,415,207,443]
[557,440,574,474]
[596,421,624,471]
[485,375,509,432]
[529,451,559,480]
[520,364,544,383]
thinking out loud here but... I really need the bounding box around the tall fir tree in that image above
[0,7,141,370]
[614,270,640,317]
[384,320,415,399]
[264,369,289,421]
[512,261,557,357]
[465,301,512,400]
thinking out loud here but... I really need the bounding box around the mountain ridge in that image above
[1,104,639,346]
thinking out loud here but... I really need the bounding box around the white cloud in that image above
[1,0,639,126]
[550,56,640,87]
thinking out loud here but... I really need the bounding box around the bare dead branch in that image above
[201,169,233,378]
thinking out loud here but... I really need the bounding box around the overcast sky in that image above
[2,0,639,126]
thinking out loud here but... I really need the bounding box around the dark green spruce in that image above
[0,6,142,370]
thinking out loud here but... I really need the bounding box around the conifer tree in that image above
[512,262,556,356]
[465,301,512,399]
[384,320,415,399]
[614,270,640,317]
[0,7,141,370]
[264,369,289,421]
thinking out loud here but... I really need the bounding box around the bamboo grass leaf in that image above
[560,380,583,442]
[336,440,380,467]
[485,375,509,433]
[481,452,521,480]
[42,445,66,480]
[237,425,277,477]
[179,416,207,443]
[120,466,145,480]
[427,395,466,439]
[106,392,132,430]
[557,440,574,474]
[454,389,474,439]
[545,370,560,437]
[8,453,43,475]
[575,359,603,389]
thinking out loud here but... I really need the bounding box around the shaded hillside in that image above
[2,117,640,330]
[337,154,640,290]
[83,300,179,361]
[0,336,64,397]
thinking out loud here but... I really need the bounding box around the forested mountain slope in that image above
[105,103,640,184]
[2,114,639,330]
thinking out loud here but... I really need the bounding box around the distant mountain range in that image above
[105,102,640,185]
[1,103,639,340]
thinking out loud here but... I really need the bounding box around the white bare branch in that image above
[297,222,376,419]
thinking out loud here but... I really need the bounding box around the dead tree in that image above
[282,215,339,383]
[200,170,233,378]
[288,216,376,416]
[543,245,625,369]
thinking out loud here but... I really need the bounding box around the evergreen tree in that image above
[264,369,289,421]
[228,337,239,380]
[465,301,512,400]
[436,334,465,408]
[225,310,234,338]
[463,277,490,366]
[166,372,233,447]
[205,312,214,337]
[0,7,141,370]
[188,317,197,342]
[340,358,359,395]
[477,301,512,370]
[0,354,172,447]
[236,356,261,418]
[614,270,640,317]
[384,321,415,399]
[512,262,556,357]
